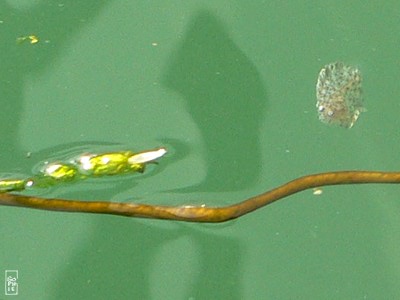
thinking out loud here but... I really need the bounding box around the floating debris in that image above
[17,35,39,45]
[312,188,323,195]
[316,62,364,128]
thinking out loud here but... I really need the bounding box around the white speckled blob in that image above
[316,62,364,128]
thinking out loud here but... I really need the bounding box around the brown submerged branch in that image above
[0,171,399,223]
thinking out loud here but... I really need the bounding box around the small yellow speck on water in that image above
[313,188,323,195]
[17,35,39,45]
[28,35,39,44]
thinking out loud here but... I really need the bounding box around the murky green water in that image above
[1,1,400,299]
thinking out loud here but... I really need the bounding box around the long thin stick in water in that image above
[0,171,399,223]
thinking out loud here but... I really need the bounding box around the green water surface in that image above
[1,1,400,299]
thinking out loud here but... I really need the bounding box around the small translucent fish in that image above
[41,162,78,181]
[316,62,364,128]
[0,178,27,192]
[0,146,167,191]
[74,151,145,176]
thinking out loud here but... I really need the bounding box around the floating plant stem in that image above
[0,171,399,223]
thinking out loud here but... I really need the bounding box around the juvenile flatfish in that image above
[316,62,364,128]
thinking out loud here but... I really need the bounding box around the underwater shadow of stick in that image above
[162,10,268,192]
[51,218,244,299]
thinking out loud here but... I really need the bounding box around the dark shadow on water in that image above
[0,1,110,170]
[162,10,268,192]
[52,217,244,299]
[50,10,246,298]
